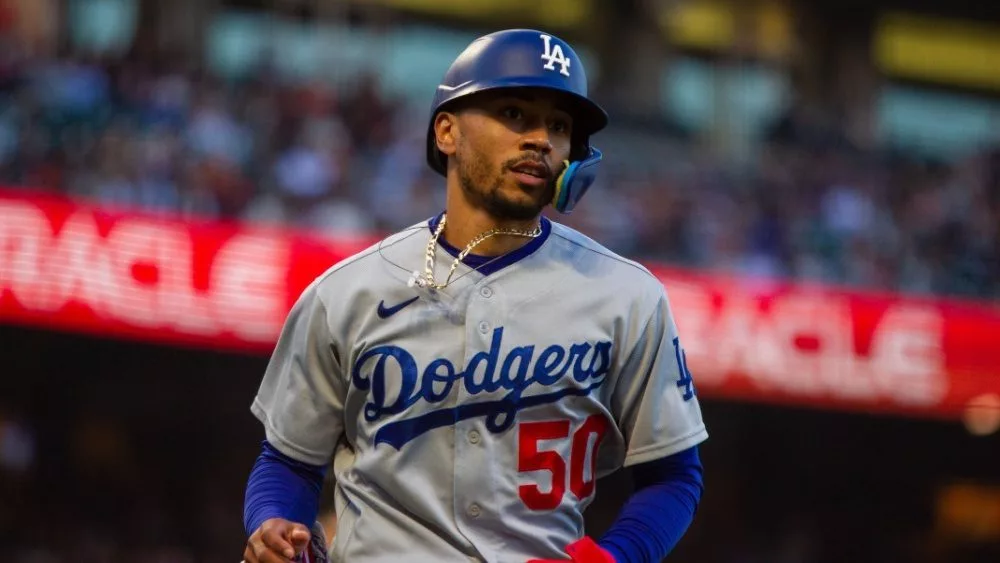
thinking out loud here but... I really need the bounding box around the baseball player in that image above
[242,29,708,563]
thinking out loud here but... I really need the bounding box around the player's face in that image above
[451,90,574,221]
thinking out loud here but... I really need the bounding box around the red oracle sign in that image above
[0,191,371,353]
[655,267,1000,419]
[1,190,999,419]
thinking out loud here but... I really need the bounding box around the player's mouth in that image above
[509,161,551,188]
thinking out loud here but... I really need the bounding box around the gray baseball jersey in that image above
[251,215,708,563]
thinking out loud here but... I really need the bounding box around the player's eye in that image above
[500,106,524,120]
[550,119,570,135]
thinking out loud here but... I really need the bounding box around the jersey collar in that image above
[427,212,551,277]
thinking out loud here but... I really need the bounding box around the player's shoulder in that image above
[546,220,663,293]
[306,219,428,297]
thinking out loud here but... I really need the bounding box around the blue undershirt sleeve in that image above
[243,440,328,536]
[597,446,704,563]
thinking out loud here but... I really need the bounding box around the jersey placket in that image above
[452,277,506,562]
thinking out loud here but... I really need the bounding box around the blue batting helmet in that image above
[426,29,608,214]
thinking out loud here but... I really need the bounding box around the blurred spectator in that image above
[184,87,250,167]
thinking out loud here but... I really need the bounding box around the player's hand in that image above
[243,518,311,563]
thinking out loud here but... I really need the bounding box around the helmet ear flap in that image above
[551,147,602,214]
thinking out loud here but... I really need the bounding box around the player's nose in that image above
[518,126,553,155]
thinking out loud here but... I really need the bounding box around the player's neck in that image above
[440,204,541,257]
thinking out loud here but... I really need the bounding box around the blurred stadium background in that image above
[0,0,999,561]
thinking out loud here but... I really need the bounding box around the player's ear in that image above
[434,111,459,157]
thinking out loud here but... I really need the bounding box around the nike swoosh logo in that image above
[377,296,420,319]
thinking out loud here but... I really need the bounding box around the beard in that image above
[457,151,553,221]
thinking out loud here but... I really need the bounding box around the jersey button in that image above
[479,286,493,298]
[468,430,481,444]
[478,321,490,334]
[468,503,482,518]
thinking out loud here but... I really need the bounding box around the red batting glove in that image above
[528,537,616,563]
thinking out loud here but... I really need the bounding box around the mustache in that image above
[504,154,553,178]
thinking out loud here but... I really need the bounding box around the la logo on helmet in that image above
[539,34,571,77]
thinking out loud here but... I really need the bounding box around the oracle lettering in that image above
[0,200,287,342]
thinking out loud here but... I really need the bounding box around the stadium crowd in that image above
[1,40,998,300]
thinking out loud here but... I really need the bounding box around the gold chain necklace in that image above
[408,213,542,290]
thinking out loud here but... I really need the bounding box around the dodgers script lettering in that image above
[351,327,613,449]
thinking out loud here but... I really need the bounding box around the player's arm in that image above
[533,287,708,563]
[243,282,346,563]
[602,287,709,562]
[243,441,328,562]
[595,445,704,562]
